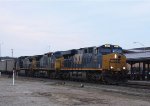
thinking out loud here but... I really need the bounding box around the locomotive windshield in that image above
[100,48,111,53]
[98,44,111,54]
[112,45,123,53]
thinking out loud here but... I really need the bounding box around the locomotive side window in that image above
[88,47,94,53]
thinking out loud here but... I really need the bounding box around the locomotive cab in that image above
[102,53,126,72]
[98,44,127,83]
[98,44,112,55]
[100,45,126,71]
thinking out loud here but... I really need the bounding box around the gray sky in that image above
[0,0,150,57]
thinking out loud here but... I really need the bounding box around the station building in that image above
[124,47,150,81]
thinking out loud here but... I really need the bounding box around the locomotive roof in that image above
[99,44,121,48]
[17,44,123,59]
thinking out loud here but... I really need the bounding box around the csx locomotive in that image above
[4,44,127,84]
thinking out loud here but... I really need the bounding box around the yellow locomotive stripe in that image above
[61,68,102,71]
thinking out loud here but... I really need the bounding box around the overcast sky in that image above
[0,0,150,57]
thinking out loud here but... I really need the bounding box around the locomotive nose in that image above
[114,54,121,59]
[114,54,117,59]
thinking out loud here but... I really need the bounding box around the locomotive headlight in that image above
[110,66,114,69]
[114,54,117,59]
[123,67,126,70]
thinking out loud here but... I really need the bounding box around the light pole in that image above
[11,49,13,57]
[11,49,14,86]
[11,49,15,86]
[49,45,50,52]
[133,42,145,53]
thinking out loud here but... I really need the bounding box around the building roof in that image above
[125,52,150,59]
[0,57,16,60]
[126,47,150,53]
[124,52,150,63]
[124,47,150,62]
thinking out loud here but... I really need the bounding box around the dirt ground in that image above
[0,76,150,106]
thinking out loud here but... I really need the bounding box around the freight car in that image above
[0,59,16,74]
[17,44,127,84]
[0,60,6,73]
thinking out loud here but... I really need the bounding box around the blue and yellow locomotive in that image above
[16,44,127,84]
[53,44,127,83]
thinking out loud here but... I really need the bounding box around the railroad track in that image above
[1,74,150,90]
[119,82,150,89]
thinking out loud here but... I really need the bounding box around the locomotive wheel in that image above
[101,70,128,84]
[101,72,117,84]
[87,72,102,83]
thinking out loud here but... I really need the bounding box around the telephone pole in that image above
[49,45,50,52]
[11,48,14,86]
[11,49,13,57]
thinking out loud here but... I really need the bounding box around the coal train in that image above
[0,44,128,84]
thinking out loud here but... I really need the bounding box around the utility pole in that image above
[49,45,50,52]
[11,49,14,85]
[13,68,15,86]
[11,49,13,57]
